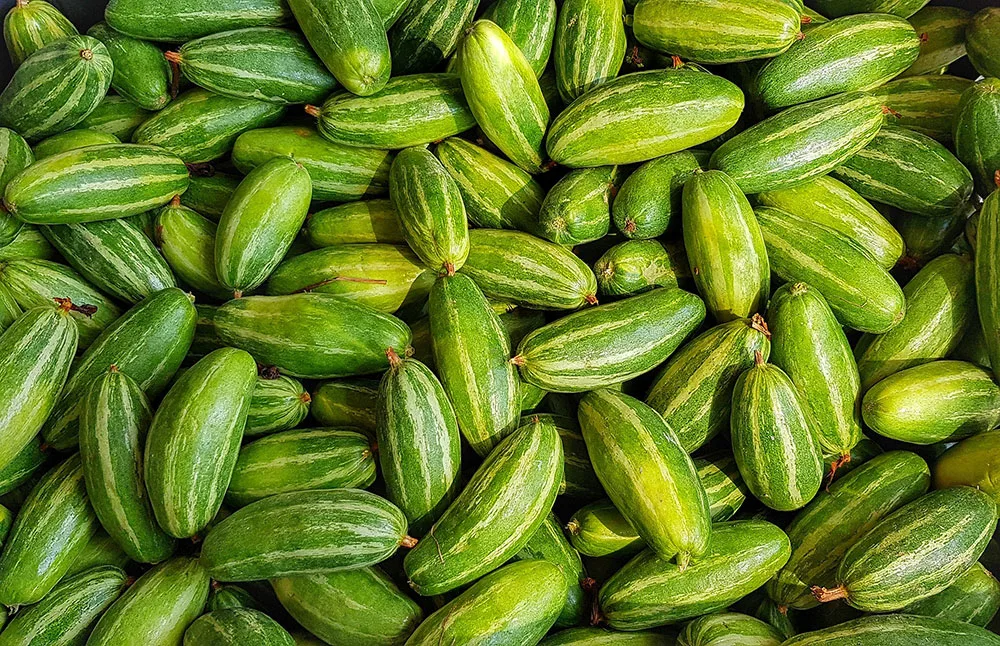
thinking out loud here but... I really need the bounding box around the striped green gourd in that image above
[435,137,544,231]
[553,0,626,102]
[513,514,588,627]
[646,316,770,451]
[783,614,1000,646]
[183,608,295,645]
[403,421,562,595]
[902,7,971,77]
[967,8,1000,79]
[0,36,112,142]
[62,530,130,578]
[579,389,711,565]
[862,360,1000,445]
[41,287,197,451]
[265,244,434,313]
[480,0,556,77]
[696,454,750,522]
[232,126,392,203]
[180,173,239,220]
[682,169,769,322]
[104,0,290,42]
[407,560,566,645]
[516,287,706,392]
[80,367,176,564]
[0,436,44,496]
[308,380,378,433]
[633,0,799,65]
[855,253,975,391]
[806,0,929,18]
[306,200,402,247]
[272,567,423,646]
[2,0,77,67]
[0,565,127,645]
[245,374,311,437]
[33,128,120,160]
[678,612,783,646]
[201,489,413,581]
[901,562,1000,626]
[388,0,478,74]
[954,78,1000,198]
[547,69,743,167]
[226,428,376,507]
[207,584,263,612]
[832,125,974,217]
[376,351,461,535]
[3,143,190,224]
[538,166,615,245]
[541,628,676,645]
[154,198,230,299]
[0,225,56,262]
[87,22,170,111]
[710,92,884,194]
[0,455,99,606]
[612,150,707,240]
[934,430,1000,500]
[77,95,152,141]
[0,129,32,246]
[871,75,971,143]
[755,206,905,333]
[461,229,597,309]
[811,487,998,612]
[766,450,930,610]
[86,557,211,646]
[132,88,285,164]
[767,283,861,462]
[595,240,690,297]
[309,74,475,149]
[757,176,903,269]
[977,192,1000,381]
[598,520,791,630]
[190,304,225,358]
[524,413,602,500]
[458,20,549,173]
[172,27,336,105]
[0,282,19,333]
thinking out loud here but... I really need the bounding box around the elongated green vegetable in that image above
[977,191,1000,382]
[553,0,626,102]
[3,0,77,67]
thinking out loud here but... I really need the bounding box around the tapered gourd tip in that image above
[80,49,93,61]
[400,535,418,549]
[304,105,322,119]
[585,294,599,306]
[108,364,119,374]
[801,15,812,24]
[811,585,848,603]
[164,51,183,64]
[169,195,181,208]
[233,290,243,299]
[994,169,1000,188]
[443,261,456,277]
[565,520,580,535]
[53,297,98,318]
[754,349,765,366]
[386,346,403,368]
[671,55,683,68]
[623,219,637,234]
[750,313,771,339]
[676,552,691,571]
[510,355,527,367]
[300,391,312,404]
[15,0,28,8]
[826,452,852,488]
[796,31,807,41]
[777,604,788,615]
[881,105,901,118]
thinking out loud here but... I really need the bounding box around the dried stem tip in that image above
[750,313,771,339]
[754,349,765,366]
[304,104,322,118]
[811,585,848,603]
[386,346,402,368]
[400,535,418,549]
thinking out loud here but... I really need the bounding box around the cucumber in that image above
[678,612,783,646]
[934,430,1000,501]
[783,614,1000,646]
[2,0,77,67]
[60,529,130,579]
[756,175,903,269]
[0,129,32,246]
[0,225,56,262]
[646,316,770,452]
[183,608,295,645]
[902,7,971,77]
[41,287,197,451]
[0,36,112,142]
[226,428,377,507]
[612,150,707,240]
[481,0,557,77]
[766,450,930,610]
[954,78,1000,198]
[855,253,975,391]
[812,487,998,612]
[306,201,403,247]
[862,360,1000,445]
[87,21,171,111]
[514,513,588,627]
[516,287,706,392]
[271,567,423,646]
[767,283,861,460]
[286,0,389,97]
[541,628,674,645]
[977,192,1000,381]
[547,69,744,167]
[181,172,239,220]
[155,199,231,299]
[901,562,1000,627]
[538,166,615,246]
[405,561,567,645]
[33,128,120,159]
[104,0,290,42]
[710,92,884,194]
[403,421,563,595]
[633,0,799,65]
[200,489,412,581]
[805,0,929,18]
[967,8,1000,79]
[76,95,152,141]
[595,240,689,297]
[173,27,336,105]
[132,88,285,164]
[553,0,626,102]
[214,293,411,379]
[232,126,393,203]
[871,75,971,143]
[682,169,769,322]
[310,379,378,434]
[598,520,791,630]
[579,389,711,565]
[388,0,478,75]
[3,143,190,224]
[0,436,44,496]
[754,206,905,333]
[246,374,311,437]
[87,557,211,646]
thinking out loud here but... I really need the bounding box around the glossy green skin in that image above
[0,455,99,606]
[525,413,601,500]
[178,28,336,105]
[785,614,1000,646]
[518,287,706,393]
[806,0,929,18]
[954,78,1000,198]
[862,360,1000,445]
[2,0,77,66]
[0,129,32,246]
[612,150,707,240]
[833,487,998,612]
[766,450,929,610]
[201,489,409,581]
[595,240,689,297]
[0,225,56,262]
[0,282,19,333]
[548,69,743,167]
[310,379,377,433]
[246,375,310,437]
[61,530,130,578]
[306,200,403,247]
[155,201,230,299]
[599,520,791,630]
[181,173,239,220]
[513,514,587,627]
[934,430,1000,501]
[406,560,567,645]
[711,92,883,194]
[0,36,112,142]
[902,7,971,76]
[541,628,674,645]
[481,0,556,77]
[105,0,289,41]
[271,567,423,646]
[208,585,261,612]
[967,8,1000,79]
[77,96,152,141]
[33,128,120,159]
[872,75,971,143]
[404,422,563,595]
[87,557,211,646]
[678,612,783,646]
[42,287,197,451]
[183,608,295,645]
[977,192,1000,381]
[898,206,971,263]
[901,562,1000,627]
[683,170,768,322]
[768,283,861,458]
[435,137,544,231]
[553,0,625,102]
[87,22,170,111]
[646,317,770,452]
[855,254,975,391]
[80,369,176,563]
[0,436,44,496]
[226,429,376,507]
[538,167,614,246]
[388,0,478,74]
[757,175,903,269]
[755,206,905,333]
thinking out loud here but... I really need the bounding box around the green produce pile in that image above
[0,0,999,643]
